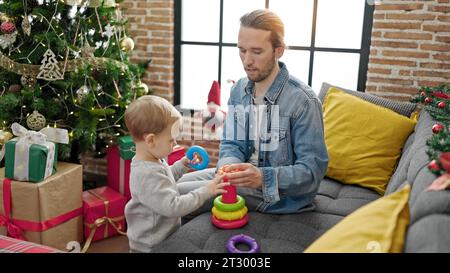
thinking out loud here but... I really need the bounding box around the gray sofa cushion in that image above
[318,82,417,117]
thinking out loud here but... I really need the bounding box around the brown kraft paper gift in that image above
[0,162,83,251]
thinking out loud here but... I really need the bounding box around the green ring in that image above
[214,195,245,212]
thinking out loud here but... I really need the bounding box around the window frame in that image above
[174,0,374,108]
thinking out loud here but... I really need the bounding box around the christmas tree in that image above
[0,0,150,162]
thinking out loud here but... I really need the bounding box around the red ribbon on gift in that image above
[0,178,82,241]
[0,179,26,240]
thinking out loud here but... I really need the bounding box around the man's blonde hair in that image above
[125,95,181,141]
[240,9,286,49]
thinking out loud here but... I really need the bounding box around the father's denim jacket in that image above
[217,62,329,213]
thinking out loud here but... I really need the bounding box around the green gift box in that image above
[118,135,135,160]
[4,139,58,183]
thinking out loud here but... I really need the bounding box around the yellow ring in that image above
[211,206,248,221]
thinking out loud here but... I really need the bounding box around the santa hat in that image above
[207,80,221,106]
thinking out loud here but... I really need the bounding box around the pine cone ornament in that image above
[1,22,16,34]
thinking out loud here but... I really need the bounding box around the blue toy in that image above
[186,145,209,170]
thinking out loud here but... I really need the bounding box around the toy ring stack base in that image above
[211,214,248,229]
[226,234,260,253]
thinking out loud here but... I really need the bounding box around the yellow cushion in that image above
[305,184,410,253]
[323,87,416,195]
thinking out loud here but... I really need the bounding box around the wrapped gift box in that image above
[167,145,185,166]
[0,162,83,251]
[0,235,62,253]
[107,145,131,201]
[82,186,126,249]
[118,135,135,160]
[4,139,57,183]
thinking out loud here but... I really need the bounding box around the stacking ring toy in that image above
[212,206,248,221]
[214,195,246,212]
[226,234,260,253]
[186,145,209,170]
[211,214,248,229]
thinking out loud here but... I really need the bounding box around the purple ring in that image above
[226,234,260,253]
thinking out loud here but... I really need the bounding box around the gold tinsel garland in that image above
[0,52,128,77]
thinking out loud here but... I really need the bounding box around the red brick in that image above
[376,4,424,11]
[413,70,450,78]
[124,9,147,15]
[373,22,421,30]
[368,77,414,86]
[423,24,450,32]
[369,58,416,67]
[429,5,450,13]
[377,85,419,94]
[437,15,450,22]
[433,53,450,61]
[143,2,173,9]
[368,67,391,75]
[371,31,382,37]
[383,32,433,40]
[421,43,450,52]
[371,40,418,49]
[146,16,173,24]
[151,9,173,16]
[382,50,429,59]
[436,35,450,43]
[366,85,378,92]
[385,13,435,21]
[399,70,412,76]
[418,80,446,87]
[373,13,385,20]
[420,62,450,69]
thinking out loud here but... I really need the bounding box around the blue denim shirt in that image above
[218,62,329,214]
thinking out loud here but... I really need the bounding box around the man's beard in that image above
[246,56,277,83]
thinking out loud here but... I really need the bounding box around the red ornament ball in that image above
[437,101,446,108]
[432,123,444,134]
[428,160,440,171]
[420,91,426,97]
[1,21,16,34]
[424,97,433,104]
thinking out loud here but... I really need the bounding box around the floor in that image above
[86,235,130,253]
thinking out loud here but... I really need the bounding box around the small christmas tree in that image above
[0,0,150,161]
[411,84,450,177]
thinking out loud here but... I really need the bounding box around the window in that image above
[175,0,374,110]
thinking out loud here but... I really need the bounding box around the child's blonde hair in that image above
[125,95,181,141]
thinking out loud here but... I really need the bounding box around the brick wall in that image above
[366,0,450,101]
[123,0,175,103]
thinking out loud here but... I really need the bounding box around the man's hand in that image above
[222,163,263,188]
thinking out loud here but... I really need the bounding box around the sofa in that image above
[153,83,450,253]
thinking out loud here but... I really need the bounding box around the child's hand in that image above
[180,156,191,169]
[207,174,229,197]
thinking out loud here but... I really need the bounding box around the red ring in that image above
[211,214,248,229]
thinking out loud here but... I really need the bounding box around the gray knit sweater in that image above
[125,158,211,252]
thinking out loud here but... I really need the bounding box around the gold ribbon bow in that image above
[81,190,126,253]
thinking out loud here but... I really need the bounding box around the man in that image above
[177,9,328,214]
